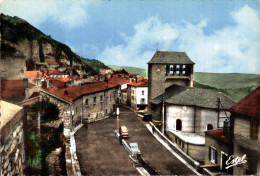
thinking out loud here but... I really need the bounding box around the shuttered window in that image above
[209,146,217,164]
[250,120,258,140]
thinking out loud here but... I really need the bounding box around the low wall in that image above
[1,109,25,176]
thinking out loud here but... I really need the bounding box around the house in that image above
[127,78,148,110]
[203,122,232,175]
[39,76,130,129]
[0,100,25,176]
[229,86,260,175]
[150,84,235,161]
[24,70,48,87]
[0,79,39,104]
[148,51,195,110]
[99,68,113,74]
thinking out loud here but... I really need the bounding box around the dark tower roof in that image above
[148,51,195,64]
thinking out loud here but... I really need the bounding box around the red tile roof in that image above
[24,70,68,80]
[108,76,130,85]
[56,76,81,83]
[47,60,59,65]
[205,129,225,141]
[24,70,46,80]
[1,80,35,98]
[49,79,67,89]
[41,80,119,103]
[128,78,148,87]
[229,86,260,117]
[28,92,40,99]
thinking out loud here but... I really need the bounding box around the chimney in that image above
[23,78,29,89]
[223,119,229,137]
[37,72,40,78]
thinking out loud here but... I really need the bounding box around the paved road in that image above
[75,106,196,175]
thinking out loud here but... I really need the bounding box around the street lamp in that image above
[117,107,120,133]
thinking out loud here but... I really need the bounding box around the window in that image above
[93,97,96,105]
[176,119,182,131]
[85,99,88,107]
[142,90,145,95]
[207,124,213,131]
[141,98,145,104]
[175,137,178,144]
[209,146,217,164]
[100,95,103,102]
[181,141,184,148]
[250,120,258,140]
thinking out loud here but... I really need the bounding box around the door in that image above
[221,152,228,172]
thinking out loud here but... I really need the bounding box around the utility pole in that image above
[117,107,120,133]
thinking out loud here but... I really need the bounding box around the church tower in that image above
[148,51,195,104]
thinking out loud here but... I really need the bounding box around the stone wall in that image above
[0,107,25,176]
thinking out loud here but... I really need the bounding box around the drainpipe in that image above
[162,92,166,135]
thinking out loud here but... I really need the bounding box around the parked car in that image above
[119,126,129,138]
[129,142,141,158]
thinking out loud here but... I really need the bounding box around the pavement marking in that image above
[146,124,202,176]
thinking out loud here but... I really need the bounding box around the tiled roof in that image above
[28,92,40,99]
[24,70,68,80]
[229,86,260,117]
[150,84,235,110]
[56,76,81,83]
[1,80,34,98]
[24,70,45,80]
[41,80,119,103]
[108,76,130,85]
[47,60,59,65]
[148,51,195,64]
[49,79,67,89]
[205,129,225,142]
[128,78,148,87]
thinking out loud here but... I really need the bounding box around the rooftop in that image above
[148,51,195,64]
[229,86,260,117]
[49,79,67,89]
[150,84,235,110]
[168,130,205,145]
[128,78,148,87]
[24,70,68,80]
[41,79,121,103]
[0,100,23,129]
[1,79,35,98]
[46,60,59,65]
[205,129,225,142]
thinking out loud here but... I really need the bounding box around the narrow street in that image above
[75,106,196,175]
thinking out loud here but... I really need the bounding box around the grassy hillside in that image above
[1,14,108,75]
[109,65,148,77]
[194,72,260,102]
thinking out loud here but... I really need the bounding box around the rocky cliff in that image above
[0,14,108,80]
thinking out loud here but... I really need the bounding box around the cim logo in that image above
[226,154,247,169]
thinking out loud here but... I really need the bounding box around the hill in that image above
[109,65,148,78]
[108,65,260,102]
[0,14,108,79]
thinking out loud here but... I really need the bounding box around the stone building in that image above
[0,100,25,176]
[39,78,125,129]
[150,84,235,161]
[148,51,195,109]
[127,78,148,110]
[229,86,260,175]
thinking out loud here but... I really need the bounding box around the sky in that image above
[1,0,260,73]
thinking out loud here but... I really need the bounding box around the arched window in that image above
[176,119,182,131]
[207,124,213,131]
